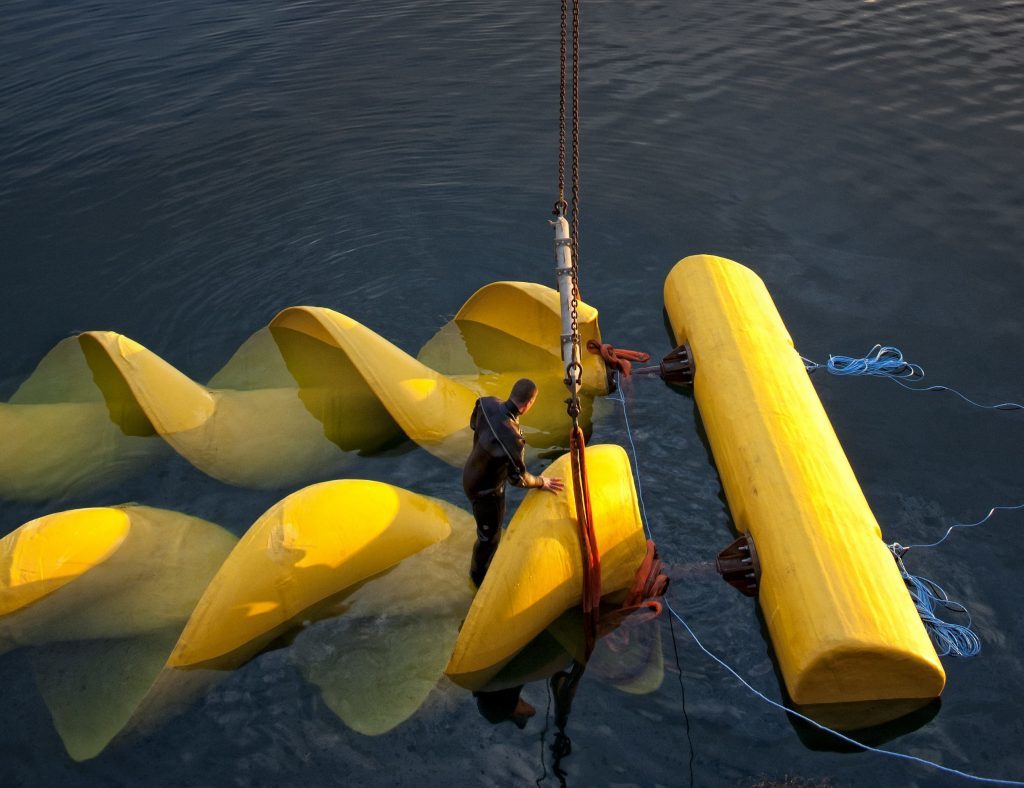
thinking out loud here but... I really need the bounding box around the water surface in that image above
[2,0,1023,785]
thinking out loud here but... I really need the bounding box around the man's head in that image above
[509,378,538,415]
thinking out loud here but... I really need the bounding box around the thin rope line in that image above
[664,599,1024,786]
[606,384,652,540]
[667,611,696,787]
[905,503,1024,549]
[535,679,553,787]
[886,375,1023,410]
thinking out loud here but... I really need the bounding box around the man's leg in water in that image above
[469,495,506,586]
[473,685,536,729]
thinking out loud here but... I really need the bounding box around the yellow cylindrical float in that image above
[664,255,945,707]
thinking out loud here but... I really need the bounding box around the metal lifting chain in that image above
[569,0,582,425]
[570,0,581,275]
[555,0,567,216]
[553,0,599,663]
[554,0,583,426]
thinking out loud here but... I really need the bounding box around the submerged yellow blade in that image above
[586,616,665,696]
[1,506,236,652]
[293,505,476,735]
[446,444,648,688]
[0,505,236,760]
[30,628,185,762]
[167,480,461,669]
[0,337,166,501]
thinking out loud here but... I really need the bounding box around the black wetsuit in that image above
[462,396,543,585]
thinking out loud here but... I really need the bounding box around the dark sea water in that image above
[2,0,1023,785]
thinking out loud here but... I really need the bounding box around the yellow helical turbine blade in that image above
[291,502,476,735]
[0,282,608,500]
[76,330,360,489]
[1,507,131,620]
[421,280,606,394]
[268,307,481,465]
[2,485,474,757]
[1,505,236,653]
[0,338,169,501]
[418,281,609,451]
[445,444,649,689]
[3,449,648,752]
[166,480,464,670]
[0,505,237,761]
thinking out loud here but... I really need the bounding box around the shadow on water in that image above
[788,697,942,752]
[468,605,668,785]
[748,607,942,749]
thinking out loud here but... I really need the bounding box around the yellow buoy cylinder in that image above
[664,255,945,706]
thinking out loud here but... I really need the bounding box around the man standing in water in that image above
[463,378,564,587]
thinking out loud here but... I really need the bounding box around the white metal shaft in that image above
[552,215,581,393]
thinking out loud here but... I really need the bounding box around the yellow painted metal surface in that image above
[0,453,645,749]
[293,508,476,735]
[0,337,168,501]
[0,505,236,760]
[0,282,606,499]
[446,280,607,393]
[269,307,481,465]
[1,507,130,616]
[445,444,649,688]
[664,255,945,705]
[0,491,475,757]
[0,506,236,653]
[167,480,462,669]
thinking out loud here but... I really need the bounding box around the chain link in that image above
[554,0,567,216]
[569,0,582,413]
[570,0,581,268]
[555,0,583,421]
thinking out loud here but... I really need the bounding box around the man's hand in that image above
[540,476,565,493]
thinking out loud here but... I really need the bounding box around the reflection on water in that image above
[790,697,940,741]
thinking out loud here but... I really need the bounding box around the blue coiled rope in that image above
[803,344,1024,410]
[889,545,981,657]
[605,381,1024,786]
[883,504,1024,658]
[803,344,924,379]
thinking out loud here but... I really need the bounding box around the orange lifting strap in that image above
[586,340,650,377]
[569,425,602,659]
